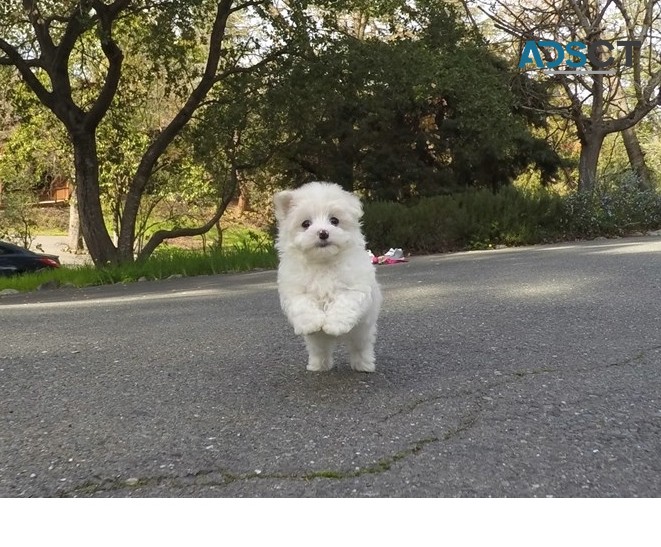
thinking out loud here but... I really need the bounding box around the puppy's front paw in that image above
[322,316,355,337]
[293,311,325,335]
[350,355,376,373]
[306,357,334,372]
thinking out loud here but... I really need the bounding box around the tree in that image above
[0,0,298,265]
[250,0,561,199]
[0,74,74,247]
[477,0,661,193]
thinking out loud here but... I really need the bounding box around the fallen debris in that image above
[368,248,408,265]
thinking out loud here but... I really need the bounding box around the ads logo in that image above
[518,39,642,75]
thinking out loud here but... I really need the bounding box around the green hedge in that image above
[363,186,661,254]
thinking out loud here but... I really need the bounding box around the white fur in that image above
[274,181,382,372]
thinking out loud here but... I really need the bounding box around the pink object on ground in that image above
[368,248,407,265]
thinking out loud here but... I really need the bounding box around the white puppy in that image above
[274,181,382,372]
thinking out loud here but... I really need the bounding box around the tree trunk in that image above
[71,131,118,265]
[335,136,356,192]
[67,192,84,253]
[622,127,654,190]
[578,132,605,194]
[237,185,249,214]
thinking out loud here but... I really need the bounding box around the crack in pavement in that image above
[57,344,659,497]
[59,437,440,496]
[59,416,487,496]
[507,342,661,378]
[61,400,488,497]
[379,345,659,425]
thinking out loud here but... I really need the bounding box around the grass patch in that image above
[220,227,267,248]
[0,243,277,294]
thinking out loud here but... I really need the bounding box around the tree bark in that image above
[578,131,605,194]
[237,185,249,214]
[622,127,654,190]
[67,191,84,253]
[71,131,118,265]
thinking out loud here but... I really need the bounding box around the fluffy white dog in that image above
[274,182,382,372]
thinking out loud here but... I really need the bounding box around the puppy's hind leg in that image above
[347,320,377,373]
[304,332,336,371]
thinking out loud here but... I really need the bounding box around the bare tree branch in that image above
[22,0,56,60]
[0,36,54,109]
[52,0,95,71]
[477,0,661,191]
[84,0,131,130]
[0,53,42,67]
[213,46,288,82]
[137,166,240,261]
[118,0,236,257]
[230,0,267,14]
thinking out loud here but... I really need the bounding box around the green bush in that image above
[561,186,661,239]
[363,185,661,255]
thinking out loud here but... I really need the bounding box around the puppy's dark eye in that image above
[329,217,339,226]
[301,220,311,229]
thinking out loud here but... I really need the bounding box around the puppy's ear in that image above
[274,190,294,223]
[345,192,364,221]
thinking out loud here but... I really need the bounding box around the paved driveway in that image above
[1,236,660,497]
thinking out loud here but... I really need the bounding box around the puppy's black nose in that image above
[318,230,329,240]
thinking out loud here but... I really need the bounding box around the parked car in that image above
[0,241,61,277]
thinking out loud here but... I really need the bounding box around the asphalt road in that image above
[1,236,660,497]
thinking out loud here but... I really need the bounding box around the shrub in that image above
[363,185,661,255]
[0,190,39,248]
